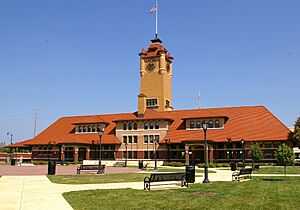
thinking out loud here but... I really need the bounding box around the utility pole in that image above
[33,105,38,137]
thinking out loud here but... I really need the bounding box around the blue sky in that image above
[0,0,299,144]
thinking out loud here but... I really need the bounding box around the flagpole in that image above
[155,0,158,38]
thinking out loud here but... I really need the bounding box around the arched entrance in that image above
[78,147,86,161]
[64,147,75,162]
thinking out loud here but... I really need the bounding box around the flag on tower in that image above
[149,5,157,13]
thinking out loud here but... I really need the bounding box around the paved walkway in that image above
[0,168,299,210]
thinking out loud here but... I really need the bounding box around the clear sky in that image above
[0,0,299,144]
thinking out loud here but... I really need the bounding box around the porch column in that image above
[74,146,79,162]
[60,146,64,161]
[209,147,214,163]
[86,148,90,160]
[185,145,190,165]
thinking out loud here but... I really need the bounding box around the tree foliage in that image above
[249,143,263,164]
[275,144,295,176]
[292,117,300,146]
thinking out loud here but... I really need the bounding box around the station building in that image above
[12,37,292,164]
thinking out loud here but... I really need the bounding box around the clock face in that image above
[146,59,155,71]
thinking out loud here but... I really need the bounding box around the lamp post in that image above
[124,138,128,167]
[7,132,13,145]
[227,137,232,162]
[241,139,245,164]
[165,139,170,162]
[154,137,158,170]
[202,121,210,183]
[97,128,104,174]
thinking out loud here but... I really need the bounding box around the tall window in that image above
[150,151,154,159]
[208,120,213,128]
[128,123,132,130]
[128,136,132,144]
[149,122,154,129]
[144,151,148,159]
[215,120,220,128]
[190,121,195,129]
[196,121,201,128]
[133,151,137,159]
[155,135,160,143]
[123,136,127,144]
[133,123,137,130]
[123,123,127,130]
[149,135,154,144]
[144,122,148,130]
[133,136,138,144]
[87,126,91,133]
[144,135,148,144]
[92,126,96,132]
[83,126,87,132]
[155,122,159,129]
[166,99,170,107]
[78,126,82,133]
[128,151,132,159]
[146,98,158,107]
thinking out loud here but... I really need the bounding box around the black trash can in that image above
[48,161,56,175]
[186,165,195,183]
[11,159,16,166]
[138,160,143,169]
[230,162,237,171]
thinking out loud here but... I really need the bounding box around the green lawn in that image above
[48,173,148,184]
[63,177,300,210]
[255,166,300,174]
[147,168,216,173]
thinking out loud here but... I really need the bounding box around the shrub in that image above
[33,161,48,165]
[196,163,205,168]
[163,161,185,167]
[208,163,216,168]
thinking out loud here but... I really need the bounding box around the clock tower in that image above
[138,38,174,115]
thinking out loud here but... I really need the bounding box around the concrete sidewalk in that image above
[1,169,298,210]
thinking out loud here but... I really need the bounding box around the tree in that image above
[275,144,295,176]
[249,143,263,167]
[292,117,300,147]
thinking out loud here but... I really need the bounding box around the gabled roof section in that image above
[139,40,173,61]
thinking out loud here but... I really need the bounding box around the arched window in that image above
[123,123,127,130]
[97,126,101,132]
[155,122,159,129]
[208,120,213,128]
[133,123,137,130]
[128,123,132,130]
[144,122,148,130]
[149,122,154,129]
[92,126,96,132]
[196,121,201,128]
[78,126,82,133]
[87,126,91,132]
[83,126,87,133]
[190,121,195,129]
[215,120,220,128]
[202,120,207,128]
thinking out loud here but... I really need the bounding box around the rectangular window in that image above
[123,136,127,144]
[166,99,170,107]
[123,151,127,159]
[146,99,158,107]
[155,122,159,129]
[128,136,132,144]
[149,135,154,144]
[133,151,137,159]
[149,122,154,129]
[155,135,160,143]
[133,136,138,144]
[144,151,148,159]
[144,135,148,144]
[144,123,148,130]
[150,151,154,159]
[128,151,132,159]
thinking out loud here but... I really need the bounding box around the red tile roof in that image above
[14,106,291,147]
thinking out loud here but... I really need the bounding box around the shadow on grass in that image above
[261,178,284,182]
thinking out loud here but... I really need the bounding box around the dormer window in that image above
[123,123,127,130]
[190,121,195,129]
[196,121,201,128]
[215,120,220,128]
[128,123,132,130]
[146,98,158,107]
[208,120,213,128]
